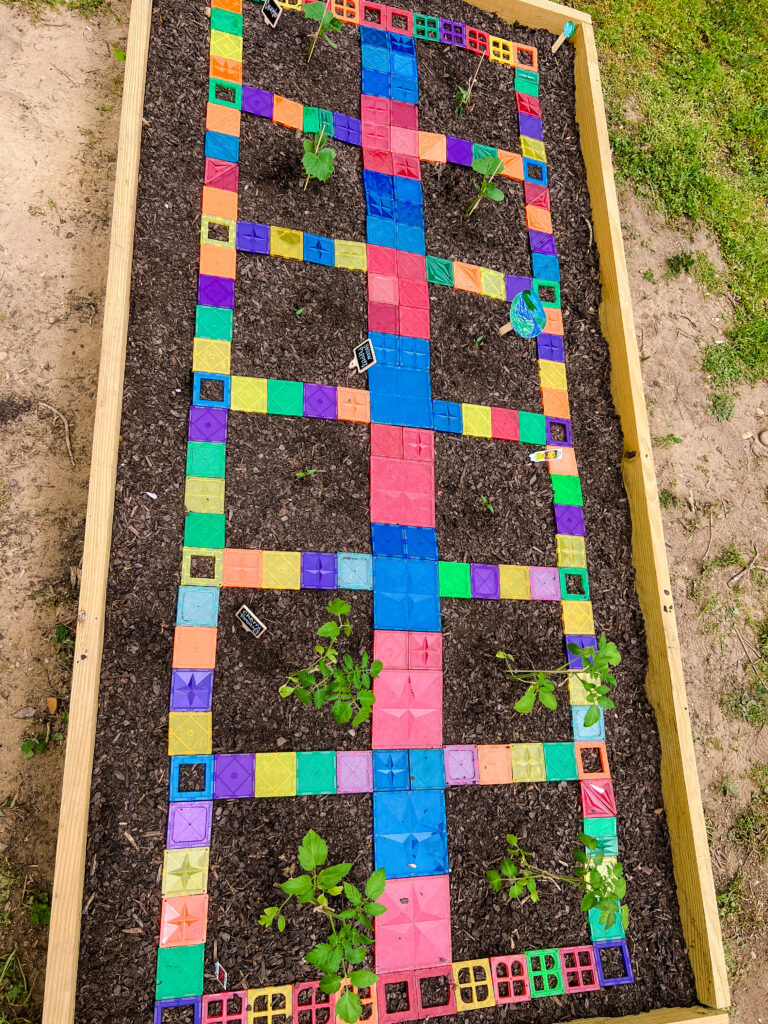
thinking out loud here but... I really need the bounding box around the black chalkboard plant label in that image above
[349,337,376,372]
[262,0,282,29]
[236,604,268,638]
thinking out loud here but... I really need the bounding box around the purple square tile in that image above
[439,19,466,46]
[444,745,478,785]
[594,940,634,986]
[519,113,544,141]
[154,998,202,1024]
[198,274,235,309]
[236,220,270,254]
[565,634,598,669]
[303,383,338,419]
[170,669,214,711]
[529,566,560,601]
[301,552,338,589]
[189,406,227,443]
[470,563,500,600]
[505,275,532,302]
[214,753,255,799]
[334,113,362,146]
[445,135,473,166]
[337,751,373,793]
[554,503,586,537]
[546,417,572,446]
[242,86,274,119]
[166,801,213,849]
[529,230,558,255]
[537,333,565,362]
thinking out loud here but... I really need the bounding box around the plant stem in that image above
[307,0,331,63]
[465,165,500,218]
[304,125,326,190]
[465,54,483,107]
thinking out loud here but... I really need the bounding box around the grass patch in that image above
[730,790,768,859]
[720,680,768,728]
[658,487,679,509]
[707,391,736,421]
[579,0,768,386]
[0,948,33,1023]
[702,542,745,576]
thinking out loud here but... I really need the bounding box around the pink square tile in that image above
[363,148,394,175]
[397,251,426,279]
[390,100,418,130]
[399,305,430,340]
[368,300,399,334]
[403,493,436,529]
[376,876,452,973]
[581,779,617,817]
[408,632,442,669]
[370,487,412,527]
[529,565,560,600]
[406,707,443,747]
[402,429,434,462]
[374,631,409,670]
[337,750,373,793]
[491,407,519,441]
[371,424,403,459]
[390,126,419,157]
[372,707,408,748]
[398,279,430,309]
[367,244,398,276]
[368,274,399,304]
[361,95,391,124]
[373,669,410,708]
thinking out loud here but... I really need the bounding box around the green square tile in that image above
[532,278,561,308]
[542,742,578,781]
[184,512,225,549]
[186,441,226,479]
[297,751,337,795]
[514,75,539,97]
[155,944,204,1000]
[559,566,590,601]
[472,143,498,164]
[425,255,454,287]
[515,68,539,85]
[210,8,242,35]
[303,106,320,134]
[438,561,471,598]
[413,12,439,40]
[208,78,242,109]
[318,108,334,138]
[267,379,304,417]
[195,304,233,342]
[588,906,625,940]
[526,948,564,998]
[518,410,546,445]
[582,816,618,856]
[551,475,583,507]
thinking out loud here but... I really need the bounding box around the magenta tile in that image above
[166,801,213,848]
[213,753,255,799]
[529,566,560,601]
[303,383,338,419]
[337,751,373,793]
[470,563,500,600]
[189,406,227,443]
[444,745,478,785]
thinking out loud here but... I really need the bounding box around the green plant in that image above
[465,155,505,218]
[0,948,31,1015]
[702,543,745,576]
[25,891,50,927]
[304,0,343,63]
[454,54,483,117]
[295,307,306,318]
[302,127,336,188]
[730,790,768,860]
[708,391,735,421]
[653,433,683,448]
[259,830,385,1023]
[53,623,74,660]
[720,681,768,727]
[111,45,126,61]
[642,269,656,283]
[296,469,318,479]
[20,734,47,759]
[36,585,63,609]
[665,250,696,278]
[487,832,628,931]
[479,494,494,514]
[496,633,620,727]
[473,334,484,350]
[658,487,679,509]
[281,599,381,726]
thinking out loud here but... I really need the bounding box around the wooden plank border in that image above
[41,1,153,1022]
[42,0,730,1020]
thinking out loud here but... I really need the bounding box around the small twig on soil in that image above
[678,313,699,330]
[727,550,758,588]
[582,215,593,248]
[703,514,714,559]
[39,401,75,466]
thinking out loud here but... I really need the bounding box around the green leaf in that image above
[370,659,383,678]
[303,0,327,21]
[485,183,505,202]
[580,892,598,911]
[366,900,387,916]
[499,858,514,877]
[351,708,371,728]
[279,685,294,698]
[344,882,363,906]
[318,863,353,889]
[336,990,362,1024]
[112,46,126,61]
[307,944,341,973]
[486,869,501,891]
[365,868,386,900]
[582,704,601,727]
[303,146,336,182]
[472,155,503,176]
[332,700,354,724]
[539,690,558,711]
[579,833,598,850]
[350,970,378,988]
[317,620,340,639]
[281,874,314,899]
[514,685,537,713]
[327,598,350,616]
[278,914,286,932]
[298,829,328,871]
[319,974,343,995]
[621,904,629,930]
[294,687,312,706]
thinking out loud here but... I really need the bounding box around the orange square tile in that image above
[478,745,512,785]
[548,445,578,476]
[575,741,610,779]
[172,625,217,670]
[452,262,483,294]
[209,55,242,84]
[206,102,241,138]
[497,150,523,181]
[541,387,570,419]
[273,95,304,130]
[418,131,447,163]
[212,0,242,11]
[222,548,263,588]
[513,43,538,72]
[545,307,563,334]
[200,244,236,279]
[526,205,552,233]
[202,185,238,221]
[337,387,370,423]
[160,894,209,947]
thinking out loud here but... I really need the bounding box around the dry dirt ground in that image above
[0,4,767,1022]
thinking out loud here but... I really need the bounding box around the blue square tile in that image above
[409,749,445,789]
[373,790,448,878]
[393,177,423,206]
[532,253,560,282]
[399,337,430,369]
[365,170,395,198]
[571,706,606,741]
[337,552,373,591]
[373,750,410,790]
[360,25,388,47]
[362,46,389,73]
[373,556,440,631]
[367,215,397,249]
[303,233,335,266]
[169,755,214,802]
[192,372,231,409]
[431,400,463,433]
[362,69,390,97]
[205,130,239,163]
[396,224,426,255]
[176,586,220,627]
[369,332,400,366]
[390,52,417,79]
[395,200,424,228]
[390,77,418,104]
[523,158,548,186]
[372,523,406,557]
[370,392,433,430]
[404,526,438,560]
[390,32,415,55]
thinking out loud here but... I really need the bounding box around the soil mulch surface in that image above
[76,0,697,1021]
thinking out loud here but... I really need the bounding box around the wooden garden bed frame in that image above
[41,0,730,1021]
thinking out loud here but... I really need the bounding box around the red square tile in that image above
[392,154,421,179]
[368,274,399,304]
[367,244,399,276]
[371,423,404,458]
[368,301,399,334]
[390,100,418,130]
[364,148,394,175]
[408,631,442,669]
[362,122,391,148]
[361,95,391,124]
[204,157,238,192]
[581,779,617,817]
[398,278,429,309]
[524,182,550,209]
[397,251,426,279]
[399,305,430,339]
[491,406,519,441]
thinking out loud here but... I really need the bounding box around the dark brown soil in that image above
[75,0,697,1021]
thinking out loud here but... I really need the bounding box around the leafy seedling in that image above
[487,832,628,931]
[303,126,336,189]
[53,623,74,660]
[20,734,48,759]
[260,830,386,1023]
[0,947,31,1011]
[304,0,343,63]
[296,469,318,479]
[295,307,306,318]
[25,891,51,927]
[454,54,483,118]
[473,334,484,350]
[281,598,382,726]
[653,433,683,448]
[479,494,494,514]
[466,155,505,218]
[496,633,621,727]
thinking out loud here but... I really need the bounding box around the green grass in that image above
[578,0,768,386]
[0,948,33,1024]
[658,487,678,509]
[730,790,768,859]
[708,391,736,420]
[720,680,768,727]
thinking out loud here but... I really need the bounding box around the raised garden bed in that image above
[42,2,729,1024]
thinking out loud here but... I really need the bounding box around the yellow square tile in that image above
[335,239,367,272]
[231,376,267,413]
[255,752,297,797]
[568,672,590,705]
[185,476,225,515]
[521,137,547,162]
[181,547,223,587]
[511,742,546,782]
[248,986,293,1024]
[461,403,492,438]
[538,359,567,391]
[480,267,505,301]
[453,960,495,1010]
[499,564,531,600]
[168,712,212,756]
[488,36,514,66]
[562,600,595,635]
[556,534,587,569]
[200,214,235,249]
[162,848,210,897]
[261,551,301,589]
[193,338,231,375]
[210,30,243,62]
[270,226,303,260]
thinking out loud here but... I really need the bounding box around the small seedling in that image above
[473,334,484,350]
[53,623,75,660]
[465,155,505,218]
[454,54,483,118]
[642,269,655,283]
[303,126,336,189]
[653,433,683,448]
[0,947,31,1010]
[496,633,621,727]
[479,494,494,514]
[260,830,386,1023]
[304,0,343,63]
[281,599,382,726]
[25,891,51,927]
[487,832,628,931]
[295,307,306,318]
[20,733,48,759]
[665,250,695,278]
[296,469,318,479]
[708,391,735,421]
[658,487,679,509]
